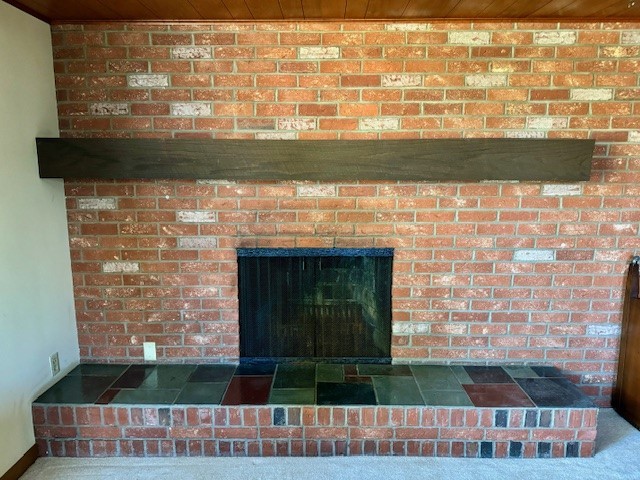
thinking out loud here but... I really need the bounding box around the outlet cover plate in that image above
[49,352,60,376]
[143,342,156,361]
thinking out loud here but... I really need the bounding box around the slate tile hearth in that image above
[35,363,596,409]
[34,363,600,459]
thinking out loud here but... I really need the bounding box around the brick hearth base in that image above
[33,404,598,458]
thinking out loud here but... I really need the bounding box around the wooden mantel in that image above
[36,138,594,182]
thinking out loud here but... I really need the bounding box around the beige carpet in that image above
[20,409,640,480]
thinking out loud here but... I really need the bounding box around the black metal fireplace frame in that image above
[237,248,393,364]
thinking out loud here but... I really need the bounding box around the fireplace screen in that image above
[237,248,392,363]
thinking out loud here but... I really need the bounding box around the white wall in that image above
[0,3,79,475]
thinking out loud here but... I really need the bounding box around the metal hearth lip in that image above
[236,247,394,257]
[239,357,392,365]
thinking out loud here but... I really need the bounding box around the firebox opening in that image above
[238,248,393,364]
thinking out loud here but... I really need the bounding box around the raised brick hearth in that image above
[32,363,598,458]
[32,404,598,458]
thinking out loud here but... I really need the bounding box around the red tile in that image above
[464,384,535,408]
[222,376,272,405]
[96,389,120,405]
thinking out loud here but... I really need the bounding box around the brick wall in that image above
[53,21,640,406]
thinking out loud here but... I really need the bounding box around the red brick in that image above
[107,32,150,45]
[36,426,78,439]
[170,427,213,439]
[214,428,258,439]
[305,427,348,439]
[78,426,122,439]
[280,32,321,45]
[152,34,192,45]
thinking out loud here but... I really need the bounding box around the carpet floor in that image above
[20,409,640,480]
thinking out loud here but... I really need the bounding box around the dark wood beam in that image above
[37,138,594,182]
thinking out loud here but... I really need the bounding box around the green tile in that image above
[112,365,156,388]
[421,389,473,407]
[531,366,563,378]
[67,364,129,377]
[273,364,316,389]
[175,383,227,404]
[373,377,425,405]
[139,365,196,389]
[411,365,462,390]
[112,388,180,404]
[450,366,474,384]
[234,363,276,376]
[189,364,236,383]
[316,364,344,383]
[504,366,539,378]
[358,364,412,376]
[464,366,513,384]
[269,388,315,405]
[34,375,117,404]
[317,382,377,405]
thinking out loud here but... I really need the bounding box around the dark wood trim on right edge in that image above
[613,258,640,429]
[0,444,39,480]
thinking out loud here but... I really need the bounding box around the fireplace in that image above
[237,248,393,363]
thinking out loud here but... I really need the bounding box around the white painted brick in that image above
[480,180,520,184]
[171,103,211,117]
[278,118,317,131]
[90,103,129,115]
[629,131,640,143]
[171,46,212,59]
[393,323,430,334]
[434,324,468,335]
[513,249,555,262]
[297,185,336,197]
[612,224,638,234]
[431,275,468,286]
[178,237,218,248]
[103,261,140,273]
[533,31,577,45]
[594,250,628,262]
[489,61,519,73]
[127,74,169,88]
[582,374,613,384]
[570,88,614,101]
[526,117,568,130]
[601,46,639,58]
[448,31,490,45]
[465,74,507,87]
[255,132,297,140]
[70,237,98,248]
[505,131,547,139]
[385,23,432,31]
[299,46,340,59]
[542,184,583,196]
[77,198,117,210]
[622,31,640,44]
[359,117,400,130]
[177,211,217,223]
[587,325,621,336]
[381,74,422,87]
[196,179,237,185]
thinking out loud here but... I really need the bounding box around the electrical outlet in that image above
[49,352,60,376]
[143,342,156,361]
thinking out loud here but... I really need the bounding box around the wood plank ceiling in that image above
[4,0,640,24]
